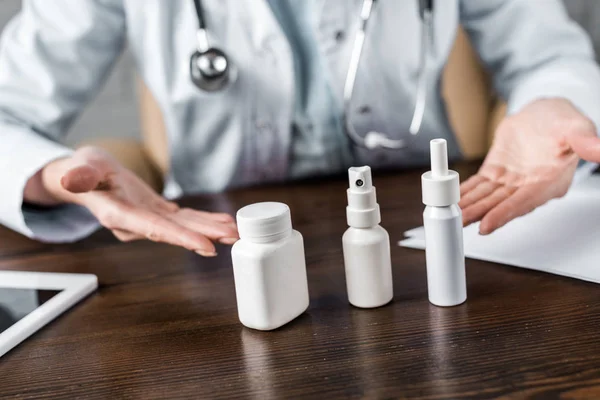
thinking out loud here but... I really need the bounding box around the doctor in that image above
[2,0,600,257]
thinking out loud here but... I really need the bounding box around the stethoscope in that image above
[189,0,235,92]
[189,0,434,150]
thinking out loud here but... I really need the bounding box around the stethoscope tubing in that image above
[191,0,434,150]
[343,0,433,150]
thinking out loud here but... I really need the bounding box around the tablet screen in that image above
[0,288,61,333]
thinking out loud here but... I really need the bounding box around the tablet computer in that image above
[0,271,98,358]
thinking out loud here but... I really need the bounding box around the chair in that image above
[82,27,506,193]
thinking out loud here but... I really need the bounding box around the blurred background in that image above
[1,0,600,146]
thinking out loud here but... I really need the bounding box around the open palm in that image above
[42,146,238,256]
[459,99,600,235]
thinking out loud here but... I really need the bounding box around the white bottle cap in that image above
[346,166,381,228]
[237,202,292,242]
[422,139,460,207]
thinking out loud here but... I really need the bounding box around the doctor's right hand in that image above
[24,146,238,256]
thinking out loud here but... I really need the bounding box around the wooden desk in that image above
[0,164,599,399]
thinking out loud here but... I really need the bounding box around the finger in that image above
[117,207,218,256]
[112,229,143,242]
[458,181,501,210]
[209,212,236,224]
[176,208,236,229]
[168,210,239,243]
[178,208,235,224]
[479,184,547,235]
[146,199,236,236]
[460,175,485,196]
[566,134,600,163]
[57,148,117,193]
[461,185,517,226]
[147,196,180,213]
[61,163,103,193]
[477,164,508,183]
[163,200,180,213]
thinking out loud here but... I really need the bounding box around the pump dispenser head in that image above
[346,166,381,228]
[421,139,460,207]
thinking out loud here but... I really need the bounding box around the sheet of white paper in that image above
[399,167,600,284]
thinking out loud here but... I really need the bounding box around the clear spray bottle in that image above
[422,139,467,307]
[342,166,393,308]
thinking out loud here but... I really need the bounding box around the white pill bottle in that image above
[342,166,393,308]
[231,202,309,330]
[422,139,467,307]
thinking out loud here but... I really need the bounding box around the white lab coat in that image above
[1,0,599,242]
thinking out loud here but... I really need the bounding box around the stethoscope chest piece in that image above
[190,47,234,92]
[189,0,236,92]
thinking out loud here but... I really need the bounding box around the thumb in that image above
[60,162,104,193]
[567,134,600,163]
[40,146,116,204]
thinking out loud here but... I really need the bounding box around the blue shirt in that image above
[267,0,353,179]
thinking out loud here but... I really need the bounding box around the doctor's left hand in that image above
[459,98,600,235]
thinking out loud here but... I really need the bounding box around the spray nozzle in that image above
[430,138,449,178]
[348,166,373,193]
[421,138,460,207]
[346,166,380,228]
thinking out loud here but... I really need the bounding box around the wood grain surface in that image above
[0,163,599,400]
